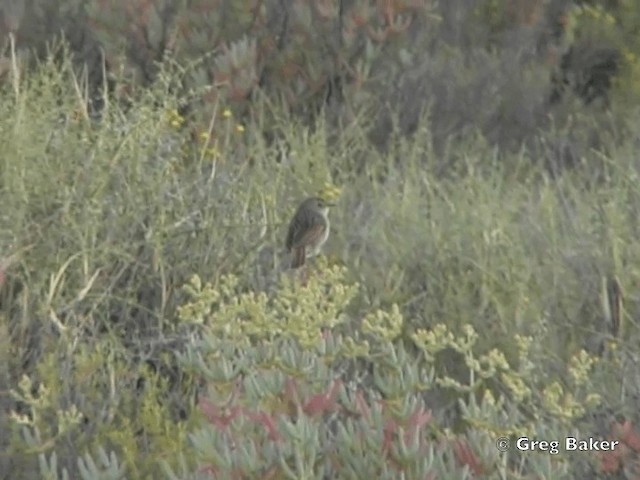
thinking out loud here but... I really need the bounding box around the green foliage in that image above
[551,0,640,107]
[472,0,546,42]
[178,265,359,347]
[0,51,207,479]
[8,340,195,478]
[5,0,638,158]
[83,0,440,126]
[166,265,606,477]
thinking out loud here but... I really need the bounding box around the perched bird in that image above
[285,197,334,269]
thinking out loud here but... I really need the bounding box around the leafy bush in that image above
[164,267,596,478]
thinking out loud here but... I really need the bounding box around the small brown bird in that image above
[285,197,333,269]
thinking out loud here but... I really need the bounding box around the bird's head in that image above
[302,196,334,215]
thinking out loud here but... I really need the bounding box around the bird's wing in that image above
[293,222,326,249]
[286,212,326,250]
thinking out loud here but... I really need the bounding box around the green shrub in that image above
[165,267,596,478]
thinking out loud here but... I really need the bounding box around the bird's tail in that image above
[291,247,306,269]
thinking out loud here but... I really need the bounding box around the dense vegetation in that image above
[1,0,640,478]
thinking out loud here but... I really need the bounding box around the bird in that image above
[285,197,334,269]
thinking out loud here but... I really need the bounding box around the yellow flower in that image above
[319,182,342,201]
[206,147,219,158]
[235,124,245,133]
[167,109,184,128]
[222,108,232,118]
